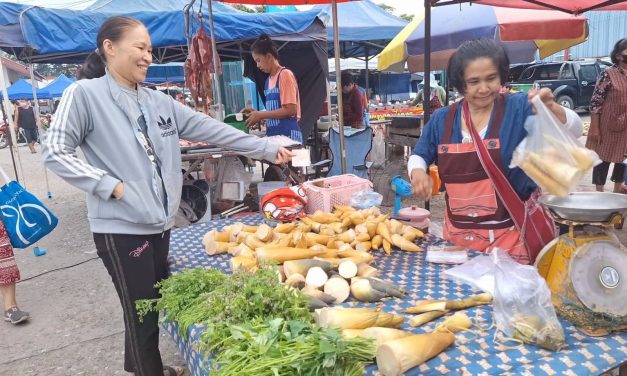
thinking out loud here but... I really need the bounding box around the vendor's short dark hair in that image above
[341,71,354,86]
[251,34,278,59]
[610,38,627,65]
[447,39,510,94]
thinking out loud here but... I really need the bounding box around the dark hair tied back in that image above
[610,38,627,65]
[251,34,279,60]
[447,39,510,94]
[78,16,143,80]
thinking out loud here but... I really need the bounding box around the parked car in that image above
[512,60,612,109]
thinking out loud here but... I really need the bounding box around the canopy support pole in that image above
[29,65,52,198]
[423,0,432,123]
[365,47,370,102]
[0,59,25,186]
[207,0,224,121]
[332,0,346,174]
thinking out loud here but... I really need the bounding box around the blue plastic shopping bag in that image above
[0,166,58,248]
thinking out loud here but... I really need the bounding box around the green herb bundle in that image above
[213,318,375,376]
[136,267,226,336]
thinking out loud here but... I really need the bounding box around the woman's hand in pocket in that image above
[112,182,125,200]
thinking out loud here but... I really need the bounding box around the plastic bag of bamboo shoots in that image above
[492,249,565,351]
[510,96,600,196]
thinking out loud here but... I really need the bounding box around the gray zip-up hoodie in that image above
[43,72,279,235]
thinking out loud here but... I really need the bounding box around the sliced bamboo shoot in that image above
[283,259,333,278]
[323,275,351,304]
[305,266,329,288]
[302,286,337,305]
[338,259,358,279]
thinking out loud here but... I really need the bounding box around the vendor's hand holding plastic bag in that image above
[492,249,565,351]
[511,96,600,196]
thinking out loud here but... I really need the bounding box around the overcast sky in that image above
[11,0,426,15]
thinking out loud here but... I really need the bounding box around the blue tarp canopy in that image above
[86,0,241,13]
[0,78,46,100]
[39,74,76,98]
[18,7,324,63]
[0,3,28,51]
[313,0,407,58]
[145,63,185,84]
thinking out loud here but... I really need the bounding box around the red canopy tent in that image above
[418,0,627,119]
[448,1,627,14]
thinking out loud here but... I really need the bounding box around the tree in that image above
[377,3,395,14]
[400,13,414,22]
[32,64,80,78]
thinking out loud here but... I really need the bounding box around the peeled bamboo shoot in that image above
[376,332,455,376]
[391,234,422,252]
[230,256,257,272]
[255,224,274,242]
[371,235,383,250]
[255,246,326,264]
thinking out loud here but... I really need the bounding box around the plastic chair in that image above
[327,126,373,179]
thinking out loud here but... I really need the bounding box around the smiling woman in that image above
[43,15,292,376]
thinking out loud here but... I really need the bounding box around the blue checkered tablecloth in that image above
[165,214,627,376]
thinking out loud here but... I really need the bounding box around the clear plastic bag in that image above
[492,249,565,351]
[511,96,600,196]
[371,130,385,168]
[350,190,383,209]
[443,254,495,295]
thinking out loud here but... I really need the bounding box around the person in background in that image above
[0,217,30,325]
[13,99,39,153]
[412,74,447,113]
[175,92,186,106]
[586,38,627,193]
[245,34,303,143]
[44,16,291,376]
[340,71,365,128]
[409,39,582,264]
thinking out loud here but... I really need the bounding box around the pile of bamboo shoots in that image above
[513,135,599,197]
[314,307,456,376]
[201,206,424,306]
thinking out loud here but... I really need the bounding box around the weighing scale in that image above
[535,192,627,336]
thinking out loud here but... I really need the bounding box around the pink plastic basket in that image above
[303,174,373,213]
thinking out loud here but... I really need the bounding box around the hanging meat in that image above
[184,27,222,114]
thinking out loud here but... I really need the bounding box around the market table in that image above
[165,214,627,376]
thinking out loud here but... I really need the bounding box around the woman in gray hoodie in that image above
[43,16,291,376]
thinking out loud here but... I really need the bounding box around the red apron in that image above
[438,97,528,262]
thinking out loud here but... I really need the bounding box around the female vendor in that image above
[409,39,583,263]
[245,34,303,143]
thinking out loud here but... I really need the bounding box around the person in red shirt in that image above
[340,72,365,128]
